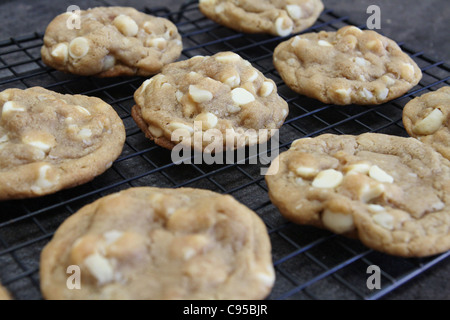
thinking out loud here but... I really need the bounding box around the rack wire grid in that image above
[0,1,449,300]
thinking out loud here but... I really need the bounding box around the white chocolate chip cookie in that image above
[132,52,288,151]
[199,0,323,37]
[0,87,125,200]
[273,26,422,105]
[265,133,450,257]
[403,86,450,160]
[41,7,182,77]
[40,187,275,300]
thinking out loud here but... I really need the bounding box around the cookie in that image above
[0,285,11,300]
[41,7,182,77]
[132,52,288,152]
[265,133,450,257]
[273,26,422,105]
[403,86,450,160]
[40,187,275,300]
[0,87,125,200]
[199,0,323,37]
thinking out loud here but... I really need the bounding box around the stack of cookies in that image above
[0,1,448,300]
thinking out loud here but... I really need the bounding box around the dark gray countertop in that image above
[0,0,448,300]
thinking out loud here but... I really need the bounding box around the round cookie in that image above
[0,285,11,300]
[199,0,324,37]
[132,52,288,152]
[41,7,182,77]
[273,26,423,105]
[403,86,450,160]
[0,87,125,200]
[265,133,450,257]
[40,187,275,300]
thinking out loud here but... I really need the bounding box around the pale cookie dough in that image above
[41,7,182,77]
[265,133,450,257]
[40,187,275,300]
[0,285,11,300]
[0,87,125,200]
[132,52,288,152]
[199,0,323,37]
[273,26,422,105]
[403,86,450,160]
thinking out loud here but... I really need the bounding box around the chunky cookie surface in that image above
[0,87,125,200]
[199,0,323,37]
[403,86,450,160]
[40,187,275,300]
[41,6,182,77]
[265,133,450,257]
[273,26,422,105]
[132,52,288,151]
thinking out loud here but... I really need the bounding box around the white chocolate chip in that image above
[381,74,396,86]
[162,83,171,89]
[0,135,8,143]
[359,183,385,203]
[168,122,194,134]
[223,75,241,88]
[102,55,116,71]
[246,70,258,83]
[215,3,225,13]
[189,85,213,103]
[335,88,352,99]
[256,268,275,287]
[354,57,369,66]
[360,88,374,100]
[146,37,167,50]
[226,104,241,113]
[148,124,163,138]
[366,39,382,50]
[231,88,255,105]
[369,165,394,183]
[74,105,91,116]
[413,108,445,135]
[2,101,25,116]
[275,17,293,37]
[286,4,302,19]
[194,112,218,130]
[175,90,184,103]
[31,164,56,193]
[84,253,115,285]
[78,128,92,140]
[103,230,124,245]
[344,162,371,175]
[295,166,318,179]
[377,87,389,100]
[343,26,363,35]
[260,81,274,97]
[318,40,333,47]
[23,139,53,153]
[312,169,344,189]
[400,63,415,79]
[322,210,355,234]
[291,36,302,47]
[51,43,69,62]
[359,75,367,81]
[69,37,90,59]
[113,15,139,37]
[372,212,394,230]
[141,79,152,92]
[215,52,241,63]
[368,204,386,213]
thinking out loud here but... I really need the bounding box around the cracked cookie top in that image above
[273,26,422,105]
[41,6,182,77]
[265,133,450,257]
[40,187,275,300]
[0,87,125,200]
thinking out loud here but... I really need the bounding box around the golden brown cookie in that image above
[199,0,323,37]
[40,187,275,300]
[265,133,450,257]
[273,26,422,105]
[0,87,125,200]
[403,86,450,160]
[0,285,11,300]
[132,52,288,152]
[41,7,182,77]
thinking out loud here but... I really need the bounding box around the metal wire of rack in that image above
[0,1,449,300]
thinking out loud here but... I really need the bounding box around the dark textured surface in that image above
[0,0,448,300]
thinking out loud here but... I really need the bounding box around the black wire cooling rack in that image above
[0,1,449,300]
